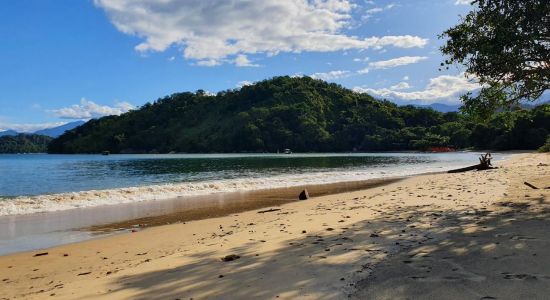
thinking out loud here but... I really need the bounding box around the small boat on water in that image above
[101,151,110,156]
[283,148,292,154]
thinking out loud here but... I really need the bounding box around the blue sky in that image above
[0,0,476,132]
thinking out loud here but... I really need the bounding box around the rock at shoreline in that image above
[299,189,309,200]
[221,254,240,262]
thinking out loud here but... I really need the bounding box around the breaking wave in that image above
[0,163,453,216]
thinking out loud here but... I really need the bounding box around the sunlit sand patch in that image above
[481,243,497,252]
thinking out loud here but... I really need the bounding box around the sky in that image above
[0,0,477,132]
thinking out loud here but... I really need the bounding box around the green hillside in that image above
[0,134,53,153]
[48,76,550,154]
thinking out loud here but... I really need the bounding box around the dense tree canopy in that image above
[0,134,52,153]
[440,0,550,116]
[47,76,550,154]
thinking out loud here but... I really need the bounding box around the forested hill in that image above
[48,76,550,154]
[0,134,53,153]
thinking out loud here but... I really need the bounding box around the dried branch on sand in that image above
[448,153,496,173]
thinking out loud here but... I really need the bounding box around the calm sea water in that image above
[0,152,498,216]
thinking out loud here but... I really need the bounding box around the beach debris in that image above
[448,153,496,173]
[299,189,310,200]
[77,272,91,276]
[221,254,240,262]
[524,182,539,189]
[257,208,281,214]
[33,252,48,257]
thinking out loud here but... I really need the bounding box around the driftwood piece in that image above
[524,182,539,189]
[448,153,496,173]
[257,208,281,214]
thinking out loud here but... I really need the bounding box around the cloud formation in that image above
[454,0,471,5]
[354,73,481,104]
[49,98,134,119]
[234,54,260,67]
[362,3,395,21]
[237,80,254,88]
[310,70,352,81]
[368,56,428,69]
[389,81,411,90]
[94,0,428,66]
[313,55,427,81]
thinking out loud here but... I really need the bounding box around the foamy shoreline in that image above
[0,158,477,216]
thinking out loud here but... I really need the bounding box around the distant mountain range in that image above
[34,121,86,137]
[0,130,19,137]
[0,120,85,138]
[406,99,549,113]
[416,103,461,113]
[390,100,461,113]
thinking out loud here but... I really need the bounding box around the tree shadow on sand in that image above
[105,194,550,300]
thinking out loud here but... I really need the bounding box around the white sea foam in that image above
[0,162,463,216]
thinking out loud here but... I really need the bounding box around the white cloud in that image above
[368,56,428,69]
[366,7,383,14]
[354,73,481,104]
[291,73,305,78]
[353,57,370,62]
[357,68,370,74]
[310,70,352,81]
[454,0,471,5]
[237,80,254,88]
[94,0,428,65]
[362,3,395,21]
[0,121,68,133]
[389,82,411,90]
[402,75,410,81]
[234,54,260,67]
[196,59,221,67]
[49,98,135,119]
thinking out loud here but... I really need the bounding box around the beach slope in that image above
[1,153,549,299]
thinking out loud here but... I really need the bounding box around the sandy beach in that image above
[1,153,549,300]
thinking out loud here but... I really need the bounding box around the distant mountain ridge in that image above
[415,103,461,113]
[390,100,461,113]
[34,121,86,137]
[0,130,18,137]
[0,120,85,138]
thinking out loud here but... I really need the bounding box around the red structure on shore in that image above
[429,146,456,152]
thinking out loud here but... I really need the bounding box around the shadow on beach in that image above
[107,192,550,300]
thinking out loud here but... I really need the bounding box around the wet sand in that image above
[0,153,548,299]
[0,178,401,255]
[89,178,403,232]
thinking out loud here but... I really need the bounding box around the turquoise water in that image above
[0,152,495,215]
